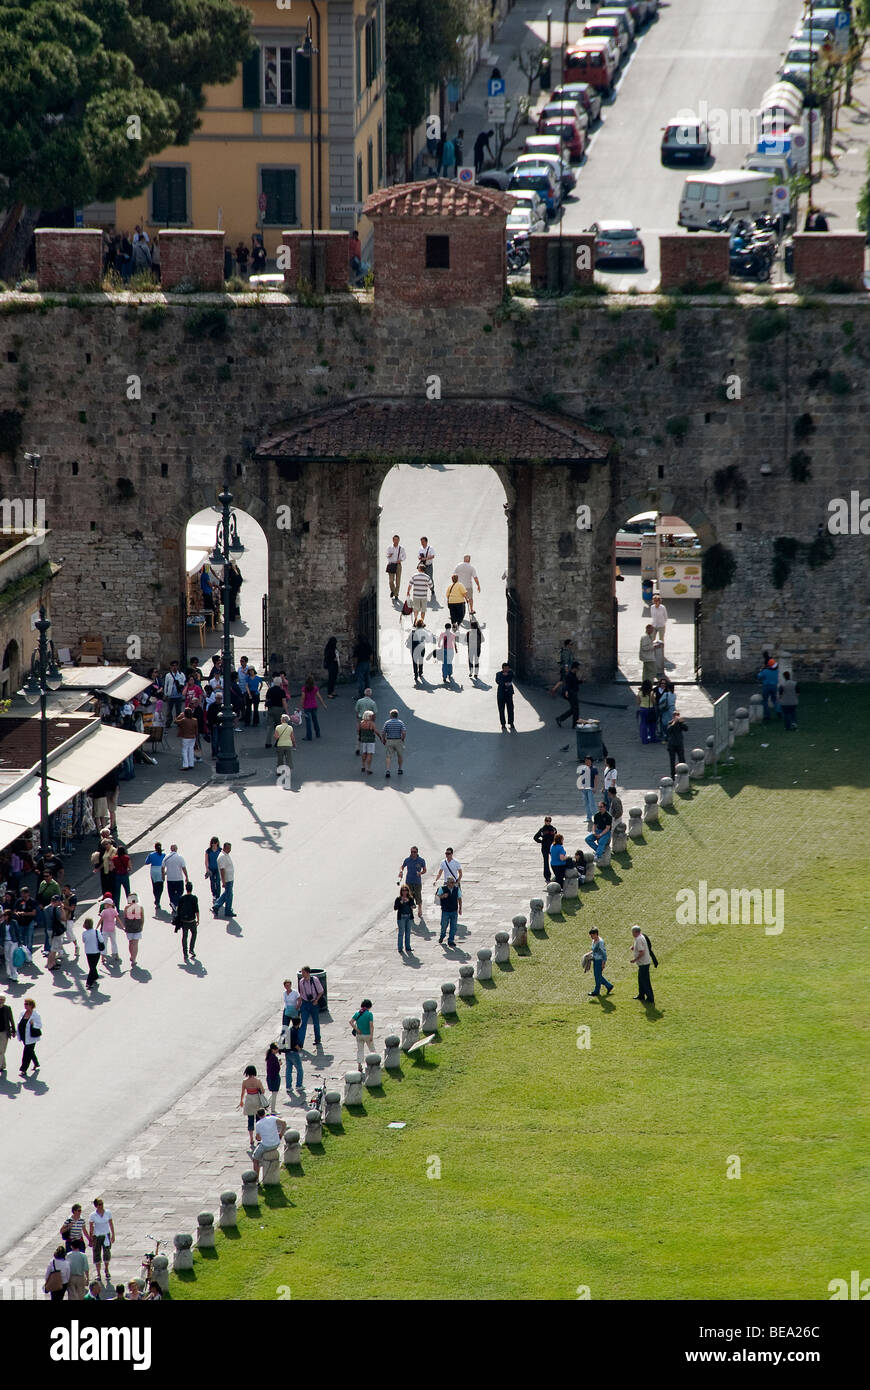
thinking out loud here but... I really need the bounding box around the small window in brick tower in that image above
[425,235,449,269]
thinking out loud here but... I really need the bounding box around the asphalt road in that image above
[548,0,804,287]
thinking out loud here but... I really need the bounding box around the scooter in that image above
[507,236,530,272]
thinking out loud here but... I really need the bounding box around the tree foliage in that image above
[0,0,253,275]
[385,0,477,157]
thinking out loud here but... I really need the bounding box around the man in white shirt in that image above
[386,534,406,601]
[630,925,655,1004]
[251,1110,286,1178]
[434,850,462,886]
[163,662,186,721]
[454,555,480,614]
[212,842,236,918]
[162,844,187,912]
[650,593,668,649]
[88,1198,115,1283]
[418,536,436,595]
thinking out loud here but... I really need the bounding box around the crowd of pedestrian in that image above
[40,1197,162,1301]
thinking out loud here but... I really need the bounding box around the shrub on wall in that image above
[702,542,737,591]
[185,307,228,340]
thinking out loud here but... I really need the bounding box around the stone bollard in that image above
[151,1254,170,1295]
[241,1170,259,1206]
[493,931,510,963]
[304,1109,323,1145]
[401,1016,421,1051]
[674,763,691,794]
[343,1071,364,1106]
[511,914,528,948]
[364,1053,382,1087]
[628,807,644,839]
[689,748,706,779]
[659,776,674,807]
[529,899,544,932]
[728,719,735,749]
[261,1148,282,1185]
[749,694,763,724]
[476,947,493,981]
[611,820,628,853]
[324,1090,342,1124]
[562,863,580,899]
[582,850,596,883]
[283,1129,302,1165]
[218,1191,238,1228]
[704,735,715,766]
[440,981,458,1017]
[196,1212,215,1250]
[173,1233,194,1272]
[735,707,750,736]
[457,965,475,999]
[421,999,439,1034]
[643,790,659,824]
[546,881,563,915]
[383,1034,402,1068]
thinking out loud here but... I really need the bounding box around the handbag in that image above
[386,561,398,574]
[44,1262,64,1294]
[243,1089,263,1115]
[12,946,26,969]
[401,600,413,616]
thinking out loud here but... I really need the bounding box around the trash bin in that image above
[784,240,794,275]
[575,719,604,763]
[641,578,654,605]
[302,968,328,1012]
[654,641,665,675]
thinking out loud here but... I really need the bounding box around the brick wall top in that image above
[792,232,866,292]
[159,230,225,291]
[659,233,729,290]
[34,229,103,291]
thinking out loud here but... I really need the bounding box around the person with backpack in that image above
[1,907,27,983]
[265,1042,282,1114]
[665,712,689,779]
[630,925,657,1004]
[349,998,375,1068]
[297,966,324,1049]
[45,894,69,970]
[44,1245,70,1301]
[81,917,105,989]
[587,928,614,997]
[279,1014,304,1095]
[533,816,558,882]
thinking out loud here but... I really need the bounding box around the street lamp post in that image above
[215,486,239,775]
[21,606,62,851]
[298,18,319,282]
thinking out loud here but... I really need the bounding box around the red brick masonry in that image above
[281,231,350,291]
[792,233,866,291]
[159,230,225,291]
[34,229,103,290]
[659,233,729,290]
[530,233,595,290]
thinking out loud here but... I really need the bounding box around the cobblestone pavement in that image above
[1,678,739,1295]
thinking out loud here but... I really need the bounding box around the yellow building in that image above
[108,0,385,261]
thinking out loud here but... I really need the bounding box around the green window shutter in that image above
[356,30,361,97]
[294,50,311,110]
[152,168,187,223]
[242,48,261,108]
[261,169,296,225]
[357,156,363,203]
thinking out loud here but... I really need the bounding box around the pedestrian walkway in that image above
[0,676,741,1295]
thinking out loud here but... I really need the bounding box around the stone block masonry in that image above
[1,292,870,682]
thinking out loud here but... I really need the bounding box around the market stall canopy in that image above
[46,724,147,790]
[0,776,81,852]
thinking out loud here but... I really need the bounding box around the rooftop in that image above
[364,178,514,219]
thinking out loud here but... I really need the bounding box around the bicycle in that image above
[141,1235,162,1285]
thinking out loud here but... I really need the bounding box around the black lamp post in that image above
[215,486,239,774]
[21,606,62,850]
[298,18,319,278]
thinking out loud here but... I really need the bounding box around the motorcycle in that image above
[506,235,530,272]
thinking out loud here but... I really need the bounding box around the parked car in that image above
[525,133,571,166]
[538,100,589,133]
[792,23,836,46]
[597,6,636,41]
[615,511,656,559]
[776,63,815,95]
[508,187,548,224]
[780,43,825,72]
[582,18,629,62]
[476,168,511,191]
[511,152,576,195]
[603,0,651,30]
[587,219,645,267]
[508,166,561,217]
[661,117,711,165]
[507,206,547,238]
[564,42,619,95]
[550,83,602,124]
[539,116,586,164]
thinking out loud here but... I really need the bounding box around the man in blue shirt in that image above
[398,845,427,919]
[587,928,613,997]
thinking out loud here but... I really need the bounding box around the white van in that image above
[678,170,775,229]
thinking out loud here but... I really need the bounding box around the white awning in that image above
[0,776,81,842]
[47,724,148,789]
[104,672,151,702]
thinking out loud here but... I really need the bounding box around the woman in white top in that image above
[122,892,145,966]
[44,1246,70,1301]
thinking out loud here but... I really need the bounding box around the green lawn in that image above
[173,687,869,1300]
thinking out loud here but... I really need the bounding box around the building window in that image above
[377,121,383,185]
[426,235,449,269]
[151,166,188,224]
[263,44,294,106]
[364,8,381,88]
[356,30,362,98]
[367,139,373,196]
[260,168,297,225]
[357,155,363,204]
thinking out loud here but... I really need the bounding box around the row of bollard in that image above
[175,705,752,1269]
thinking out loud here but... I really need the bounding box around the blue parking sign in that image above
[488,77,506,97]
[834,10,849,26]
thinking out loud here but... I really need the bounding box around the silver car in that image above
[587,219,645,268]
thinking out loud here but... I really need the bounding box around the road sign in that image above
[712,693,730,772]
[773,184,790,214]
[258,192,267,212]
[457,166,475,185]
[330,203,362,215]
[487,98,506,123]
[833,9,849,50]
[488,77,506,97]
